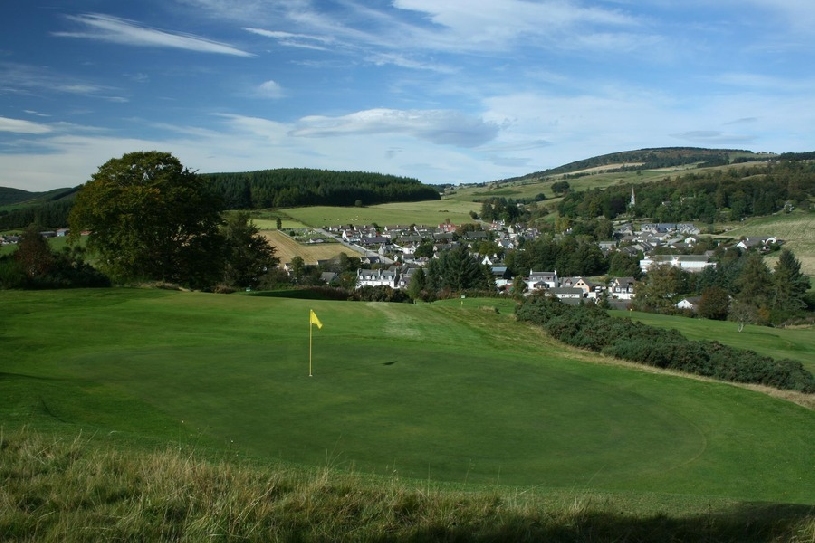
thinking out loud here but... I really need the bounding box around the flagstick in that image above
[309,316,313,377]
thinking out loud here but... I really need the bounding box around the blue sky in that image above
[2,0,814,191]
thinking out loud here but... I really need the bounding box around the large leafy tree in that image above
[633,263,692,312]
[69,152,224,287]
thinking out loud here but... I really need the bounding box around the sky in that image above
[2,1,815,192]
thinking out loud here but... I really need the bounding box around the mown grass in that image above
[2,427,814,542]
[2,289,815,507]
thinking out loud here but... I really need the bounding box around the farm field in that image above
[260,229,363,265]
[281,199,478,228]
[2,288,814,505]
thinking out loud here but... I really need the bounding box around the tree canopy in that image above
[68,152,224,288]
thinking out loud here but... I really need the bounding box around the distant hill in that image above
[0,186,77,208]
[499,147,775,183]
[0,187,79,230]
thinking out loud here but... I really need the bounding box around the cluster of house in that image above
[286,221,782,309]
[0,228,70,246]
[329,262,637,305]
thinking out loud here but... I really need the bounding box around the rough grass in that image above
[2,427,814,543]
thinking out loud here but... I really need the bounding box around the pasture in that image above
[280,200,478,228]
[2,288,814,505]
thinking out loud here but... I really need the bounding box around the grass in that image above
[3,427,814,543]
[2,289,815,506]
[280,200,479,228]
[609,310,815,374]
[717,211,815,276]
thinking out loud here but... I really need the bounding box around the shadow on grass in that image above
[379,502,815,543]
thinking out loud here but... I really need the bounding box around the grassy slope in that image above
[281,200,478,228]
[610,310,815,374]
[719,211,815,277]
[2,289,814,505]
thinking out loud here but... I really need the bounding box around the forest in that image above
[200,168,441,209]
[557,159,815,222]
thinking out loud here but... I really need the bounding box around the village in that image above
[281,219,782,310]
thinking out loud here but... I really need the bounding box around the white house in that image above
[356,268,398,288]
[640,255,716,274]
[608,277,636,300]
[525,270,558,291]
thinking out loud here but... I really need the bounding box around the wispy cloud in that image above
[245,27,331,50]
[290,108,500,148]
[53,13,254,57]
[0,116,52,134]
[670,130,756,144]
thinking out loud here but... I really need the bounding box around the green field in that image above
[2,288,814,505]
[610,310,815,375]
[281,200,479,228]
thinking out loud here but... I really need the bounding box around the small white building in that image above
[640,255,716,274]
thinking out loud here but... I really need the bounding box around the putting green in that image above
[67,344,705,488]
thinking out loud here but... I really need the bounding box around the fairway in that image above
[2,289,814,504]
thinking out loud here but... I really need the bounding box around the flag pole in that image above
[309,311,313,377]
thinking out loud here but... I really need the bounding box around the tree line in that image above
[200,169,440,209]
[557,160,815,223]
[634,248,811,326]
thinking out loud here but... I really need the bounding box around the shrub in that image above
[516,297,815,393]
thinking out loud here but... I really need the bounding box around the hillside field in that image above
[281,200,478,228]
[261,229,364,265]
[2,288,814,506]
[719,211,815,276]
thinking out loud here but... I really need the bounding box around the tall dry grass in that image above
[1,427,813,542]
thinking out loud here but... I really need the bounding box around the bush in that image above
[516,297,815,393]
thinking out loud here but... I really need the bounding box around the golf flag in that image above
[308,309,323,377]
[309,309,323,329]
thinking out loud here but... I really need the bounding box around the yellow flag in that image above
[309,309,323,329]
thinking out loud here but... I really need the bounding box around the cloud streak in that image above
[290,108,500,148]
[0,116,52,134]
[53,14,254,57]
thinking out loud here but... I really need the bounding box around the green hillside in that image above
[2,288,813,504]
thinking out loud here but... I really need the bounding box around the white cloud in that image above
[53,14,254,57]
[290,108,499,148]
[0,116,52,134]
[255,80,285,99]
